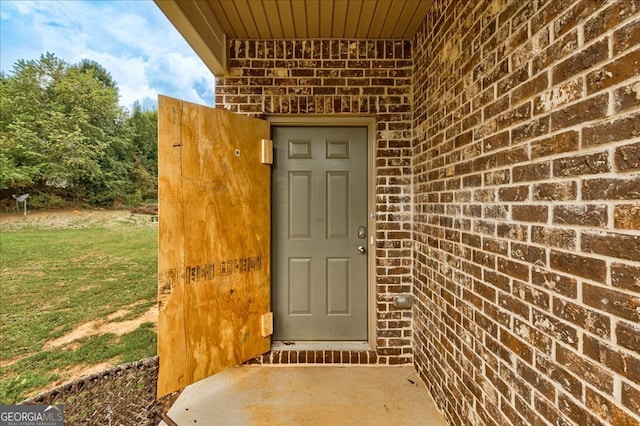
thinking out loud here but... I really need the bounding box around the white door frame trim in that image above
[267,115,377,351]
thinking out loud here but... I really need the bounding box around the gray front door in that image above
[272,126,368,341]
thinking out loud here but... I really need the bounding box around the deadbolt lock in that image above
[357,226,367,239]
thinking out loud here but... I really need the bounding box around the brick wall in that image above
[215,40,414,364]
[412,0,640,425]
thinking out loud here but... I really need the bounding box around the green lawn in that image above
[0,211,158,403]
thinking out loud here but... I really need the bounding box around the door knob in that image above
[358,246,366,254]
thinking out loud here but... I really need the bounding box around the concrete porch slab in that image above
[162,365,447,425]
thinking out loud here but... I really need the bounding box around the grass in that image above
[0,211,158,403]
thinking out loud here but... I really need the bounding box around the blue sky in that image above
[0,0,215,110]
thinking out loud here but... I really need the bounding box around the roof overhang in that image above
[154,0,228,76]
[154,0,433,77]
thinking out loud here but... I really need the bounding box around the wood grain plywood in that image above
[157,96,271,397]
[158,95,188,397]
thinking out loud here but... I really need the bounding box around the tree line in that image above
[0,53,158,210]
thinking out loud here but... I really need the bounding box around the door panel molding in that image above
[327,257,351,315]
[288,257,312,315]
[326,170,350,239]
[268,115,377,350]
[326,139,350,158]
[288,171,312,239]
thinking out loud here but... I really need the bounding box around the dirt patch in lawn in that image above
[44,304,158,350]
[0,209,157,232]
[0,354,29,368]
[1,304,158,370]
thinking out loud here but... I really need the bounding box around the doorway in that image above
[271,125,371,343]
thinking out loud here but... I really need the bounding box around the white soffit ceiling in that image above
[208,0,433,39]
[155,0,433,75]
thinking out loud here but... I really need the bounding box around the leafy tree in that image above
[0,53,67,191]
[0,53,158,208]
[127,102,158,202]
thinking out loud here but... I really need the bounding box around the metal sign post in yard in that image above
[12,193,29,216]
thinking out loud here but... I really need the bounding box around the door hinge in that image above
[261,312,273,337]
[261,139,273,164]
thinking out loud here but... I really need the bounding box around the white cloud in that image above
[84,51,157,107]
[0,0,214,110]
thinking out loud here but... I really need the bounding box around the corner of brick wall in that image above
[216,39,414,364]
[412,0,640,424]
